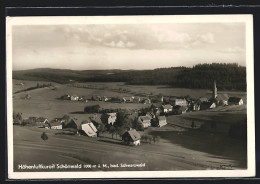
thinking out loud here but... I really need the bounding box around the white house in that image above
[107,113,117,125]
[162,104,173,113]
[71,95,79,101]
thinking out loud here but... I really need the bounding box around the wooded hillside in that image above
[13,63,246,91]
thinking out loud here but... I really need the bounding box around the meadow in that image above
[12,79,248,171]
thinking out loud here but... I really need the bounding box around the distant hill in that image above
[13,68,131,84]
[13,63,246,91]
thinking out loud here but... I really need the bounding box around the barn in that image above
[80,122,97,137]
[228,97,244,105]
[138,116,152,128]
[122,129,141,146]
[49,122,63,129]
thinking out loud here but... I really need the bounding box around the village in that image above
[14,80,244,146]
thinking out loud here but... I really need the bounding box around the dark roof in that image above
[158,116,166,121]
[127,129,141,141]
[139,116,152,121]
[50,122,62,126]
[228,97,242,102]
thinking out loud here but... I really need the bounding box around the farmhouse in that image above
[102,96,109,102]
[49,122,63,129]
[173,98,188,106]
[63,119,78,129]
[22,117,48,127]
[70,95,79,101]
[61,94,70,100]
[141,98,151,104]
[191,103,200,111]
[107,113,117,125]
[174,106,188,114]
[162,104,173,113]
[138,116,152,128]
[80,122,97,137]
[123,96,134,103]
[122,129,141,146]
[35,117,49,127]
[157,116,167,127]
[200,101,216,110]
[78,96,87,102]
[228,97,243,105]
[92,95,102,101]
[133,97,141,103]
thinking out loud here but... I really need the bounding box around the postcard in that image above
[6,15,255,179]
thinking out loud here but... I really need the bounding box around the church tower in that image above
[213,80,217,99]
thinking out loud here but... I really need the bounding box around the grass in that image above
[12,79,248,171]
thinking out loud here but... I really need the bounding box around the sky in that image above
[12,22,246,70]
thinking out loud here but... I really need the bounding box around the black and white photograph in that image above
[6,15,255,179]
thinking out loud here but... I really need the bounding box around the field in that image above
[12,79,247,171]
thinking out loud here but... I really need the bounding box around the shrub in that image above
[84,105,100,113]
[41,132,48,141]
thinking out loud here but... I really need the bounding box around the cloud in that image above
[218,46,245,53]
[196,32,215,44]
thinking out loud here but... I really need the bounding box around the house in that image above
[162,104,173,113]
[78,96,87,102]
[92,95,102,101]
[138,116,152,128]
[173,98,188,106]
[63,119,78,129]
[80,122,97,137]
[70,95,79,101]
[174,106,188,114]
[199,97,208,103]
[107,113,117,125]
[49,122,63,129]
[61,94,70,100]
[35,117,49,127]
[141,98,151,104]
[123,96,134,103]
[216,94,229,106]
[133,97,141,103]
[228,97,244,105]
[122,129,141,146]
[191,103,200,111]
[102,96,109,102]
[157,116,167,127]
[200,102,216,110]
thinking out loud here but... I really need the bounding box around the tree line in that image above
[85,63,246,91]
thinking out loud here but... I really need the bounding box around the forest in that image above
[86,63,246,91]
[13,63,246,91]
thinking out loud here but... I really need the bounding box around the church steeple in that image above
[213,80,217,99]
